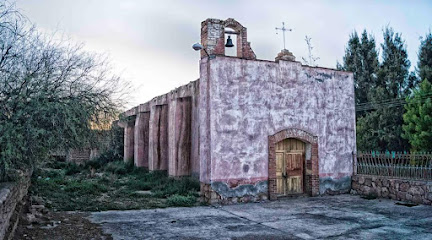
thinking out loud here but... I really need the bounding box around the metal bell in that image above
[225,36,234,48]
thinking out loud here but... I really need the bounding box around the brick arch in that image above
[223,18,244,33]
[200,18,256,60]
[268,128,319,200]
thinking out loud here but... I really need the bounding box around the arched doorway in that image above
[276,139,305,196]
[268,128,319,200]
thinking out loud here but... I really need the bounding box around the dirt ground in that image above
[14,210,112,240]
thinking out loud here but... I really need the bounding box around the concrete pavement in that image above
[89,195,432,239]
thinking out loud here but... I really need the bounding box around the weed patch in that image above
[166,195,197,207]
[30,161,200,211]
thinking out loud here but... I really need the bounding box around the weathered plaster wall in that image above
[199,58,211,183]
[134,112,150,168]
[200,56,355,196]
[123,80,200,177]
[124,120,135,164]
[191,84,200,177]
[149,104,169,171]
[168,97,192,176]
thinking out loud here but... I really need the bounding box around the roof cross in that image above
[275,22,292,50]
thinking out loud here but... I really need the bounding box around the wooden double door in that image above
[276,139,305,196]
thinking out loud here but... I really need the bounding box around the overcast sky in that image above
[16,0,432,109]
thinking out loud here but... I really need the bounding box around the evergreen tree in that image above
[355,27,414,151]
[338,30,379,105]
[402,33,432,151]
[377,27,412,98]
[402,79,432,151]
[418,32,432,82]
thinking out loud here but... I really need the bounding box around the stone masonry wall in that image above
[0,170,32,240]
[352,175,432,205]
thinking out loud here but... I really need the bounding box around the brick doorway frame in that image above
[268,128,319,200]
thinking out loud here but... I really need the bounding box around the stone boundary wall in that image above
[351,175,432,205]
[0,170,32,240]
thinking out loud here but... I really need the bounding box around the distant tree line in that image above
[0,1,129,180]
[338,27,432,152]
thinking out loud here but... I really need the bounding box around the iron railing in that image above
[356,151,432,180]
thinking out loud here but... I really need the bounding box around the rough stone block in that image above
[382,178,389,187]
[408,186,424,196]
[210,191,219,200]
[397,192,406,200]
[352,182,360,190]
[406,194,413,201]
[376,187,382,197]
[381,187,389,198]
[358,176,365,185]
[376,180,382,187]
[365,178,372,187]
[400,183,409,192]
[412,195,423,204]
[362,186,372,195]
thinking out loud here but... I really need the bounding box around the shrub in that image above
[86,149,123,170]
[44,169,64,178]
[64,163,82,175]
[45,160,68,169]
[166,194,197,207]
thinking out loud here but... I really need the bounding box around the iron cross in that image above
[275,22,292,50]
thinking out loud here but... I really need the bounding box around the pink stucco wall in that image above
[198,56,356,191]
[123,80,200,177]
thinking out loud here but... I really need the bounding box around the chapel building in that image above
[119,18,356,203]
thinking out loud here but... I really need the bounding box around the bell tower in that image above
[200,18,256,60]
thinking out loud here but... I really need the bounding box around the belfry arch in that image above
[268,128,319,200]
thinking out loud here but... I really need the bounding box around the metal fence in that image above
[356,151,432,180]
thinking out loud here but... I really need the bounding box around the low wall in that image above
[351,175,432,205]
[0,170,32,240]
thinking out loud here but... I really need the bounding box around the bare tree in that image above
[0,1,130,180]
[302,35,320,66]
